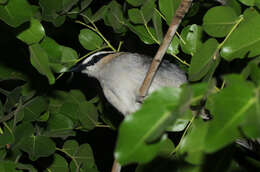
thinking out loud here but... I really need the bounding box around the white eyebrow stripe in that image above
[82,51,115,64]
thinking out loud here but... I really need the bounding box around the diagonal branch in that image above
[138,0,193,101]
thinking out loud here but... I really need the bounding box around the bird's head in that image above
[69,51,115,77]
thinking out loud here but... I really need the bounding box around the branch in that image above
[138,0,193,101]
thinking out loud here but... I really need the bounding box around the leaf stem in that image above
[56,148,80,170]
[170,115,195,155]
[79,14,117,52]
[217,15,244,50]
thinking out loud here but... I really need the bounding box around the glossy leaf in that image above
[115,87,182,165]
[17,18,45,45]
[78,102,99,131]
[220,9,260,60]
[158,138,175,157]
[62,141,98,172]
[180,24,203,55]
[63,140,79,156]
[29,44,55,84]
[19,135,56,161]
[70,144,98,172]
[205,74,256,152]
[40,37,62,63]
[0,0,33,27]
[152,9,163,42]
[189,38,219,81]
[203,6,238,38]
[79,29,103,50]
[20,96,48,122]
[90,5,109,23]
[55,45,78,73]
[159,0,181,24]
[80,0,93,10]
[45,113,75,138]
[104,1,127,33]
[46,154,68,172]
[128,24,157,45]
[179,118,209,164]
[226,0,242,15]
[128,2,157,24]
[167,36,179,55]
[14,122,34,146]
[128,8,143,24]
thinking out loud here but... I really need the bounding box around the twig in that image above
[139,0,193,101]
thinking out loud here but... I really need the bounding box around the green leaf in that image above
[40,37,62,63]
[54,45,78,73]
[41,38,78,73]
[128,1,155,24]
[226,0,242,15]
[0,123,15,148]
[115,87,182,165]
[17,18,45,45]
[79,29,103,50]
[0,0,33,27]
[167,36,179,55]
[159,0,181,25]
[220,9,260,60]
[45,113,75,138]
[91,5,109,23]
[3,87,21,113]
[29,44,55,84]
[0,63,28,81]
[59,102,79,122]
[63,140,79,156]
[239,0,255,6]
[78,102,98,131]
[179,118,209,164]
[104,1,127,33]
[21,96,48,122]
[128,9,143,24]
[180,24,203,55]
[152,9,163,42]
[126,0,145,7]
[14,122,34,146]
[39,0,78,23]
[128,24,157,45]
[62,141,98,172]
[203,6,238,38]
[189,38,219,81]
[19,135,56,161]
[46,154,69,172]
[69,144,98,172]
[205,74,256,152]
[158,138,175,157]
[167,118,189,132]
[140,0,155,24]
[80,0,93,10]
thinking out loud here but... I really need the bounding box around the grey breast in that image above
[97,53,187,115]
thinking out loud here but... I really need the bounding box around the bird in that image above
[71,51,187,116]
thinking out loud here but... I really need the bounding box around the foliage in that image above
[0,0,260,171]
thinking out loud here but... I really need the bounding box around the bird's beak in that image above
[67,63,86,72]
